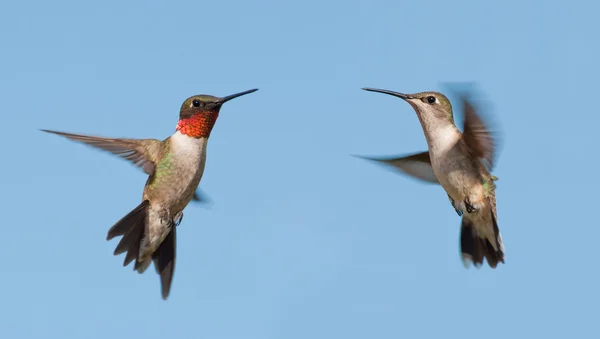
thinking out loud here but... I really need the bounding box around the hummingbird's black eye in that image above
[192,99,201,107]
[426,96,436,104]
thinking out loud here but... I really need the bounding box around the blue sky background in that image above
[1,0,598,338]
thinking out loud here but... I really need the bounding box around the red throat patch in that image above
[176,112,219,138]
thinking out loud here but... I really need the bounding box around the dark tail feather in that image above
[106,200,149,267]
[460,213,504,268]
[153,226,176,300]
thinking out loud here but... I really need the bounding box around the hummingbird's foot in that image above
[159,209,171,224]
[465,203,475,213]
[173,212,184,227]
[159,209,183,228]
[464,198,481,214]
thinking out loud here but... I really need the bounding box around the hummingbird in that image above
[358,87,504,268]
[41,88,258,299]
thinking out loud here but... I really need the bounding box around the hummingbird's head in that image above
[362,88,455,124]
[176,88,258,138]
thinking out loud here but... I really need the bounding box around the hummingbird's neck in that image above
[420,120,461,152]
[176,112,219,138]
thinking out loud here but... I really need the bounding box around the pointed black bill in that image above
[219,88,259,104]
[362,87,411,100]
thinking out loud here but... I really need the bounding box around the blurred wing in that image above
[461,97,498,171]
[191,189,212,206]
[41,129,162,175]
[355,151,439,184]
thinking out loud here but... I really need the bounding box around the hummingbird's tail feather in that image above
[134,256,152,273]
[460,208,504,268]
[105,201,175,299]
[106,200,150,267]
[152,226,176,300]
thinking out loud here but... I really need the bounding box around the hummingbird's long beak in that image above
[362,87,412,100]
[219,88,259,104]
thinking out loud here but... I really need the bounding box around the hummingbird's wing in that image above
[192,189,212,205]
[460,97,499,171]
[354,152,439,184]
[41,130,162,175]
[153,225,176,300]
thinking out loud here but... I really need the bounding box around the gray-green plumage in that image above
[359,87,504,268]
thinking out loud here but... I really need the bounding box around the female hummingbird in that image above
[359,87,504,268]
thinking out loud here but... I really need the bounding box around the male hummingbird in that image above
[41,88,258,299]
[358,87,504,268]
